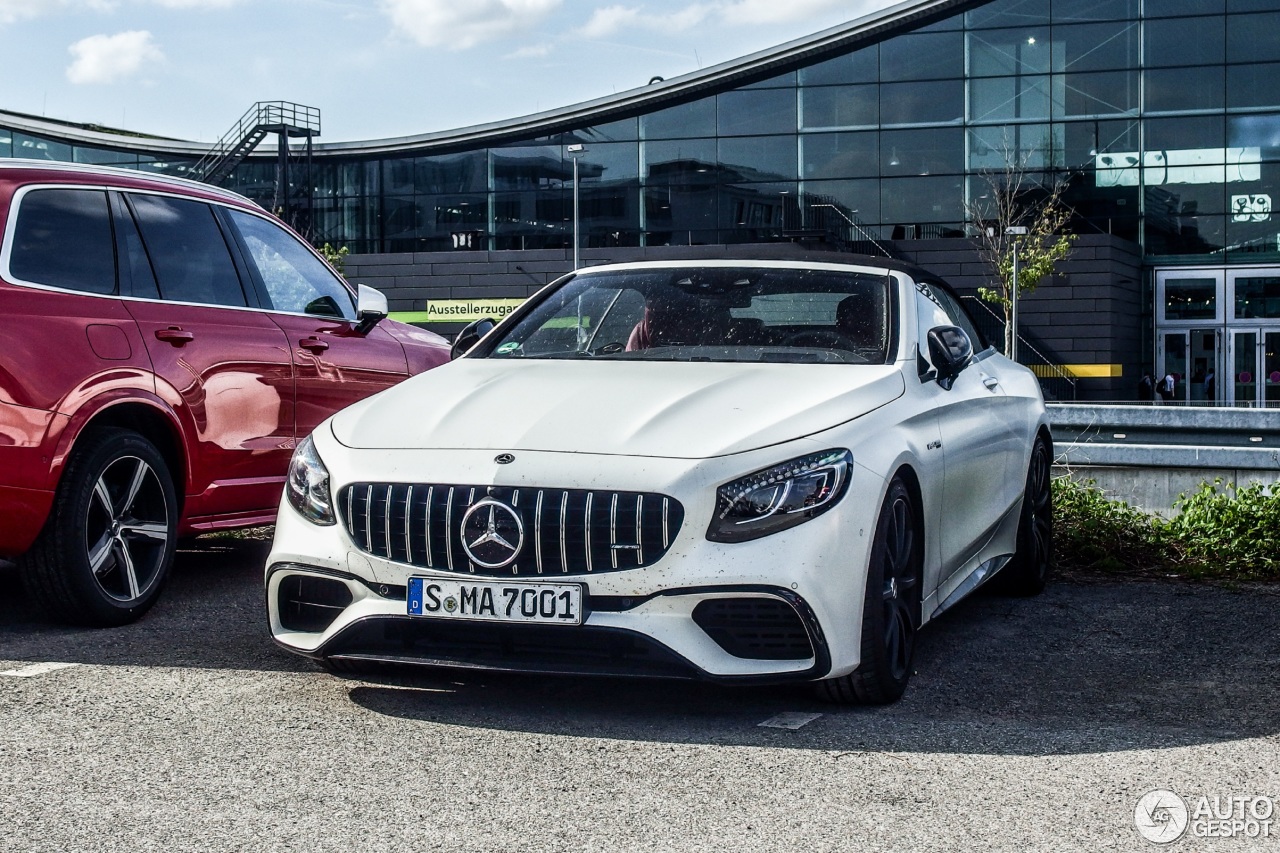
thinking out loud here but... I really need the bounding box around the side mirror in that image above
[353,284,388,336]
[927,325,973,390]
[451,317,497,359]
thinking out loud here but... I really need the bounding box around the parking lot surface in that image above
[1,537,1277,852]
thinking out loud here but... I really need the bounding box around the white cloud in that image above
[0,0,59,23]
[578,4,715,39]
[148,0,242,7]
[381,0,562,50]
[575,0,868,40]
[66,30,165,84]
[506,43,553,59]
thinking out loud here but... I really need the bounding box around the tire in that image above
[816,478,921,705]
[21,427,178,627]
[992,434,1053,596]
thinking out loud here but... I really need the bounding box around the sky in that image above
[0,0,893,144]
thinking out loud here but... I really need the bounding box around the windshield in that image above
[477,266,895,365]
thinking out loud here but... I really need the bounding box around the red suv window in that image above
[9,188,116,294]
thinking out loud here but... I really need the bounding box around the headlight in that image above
[706,449,852,543]
[286,435,335,526]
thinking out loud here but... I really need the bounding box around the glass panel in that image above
[970,75,1051,122]
[116,199,159,300]
[718,183,793,242]
[385,193,487,252]
[1145,16,1225,67]
[881,127,964,176]
[802,132,878,179]
[644,138,717,185]
[641,99,716,140]
[567,117,638,143]
[384,153,486,195]
[1227,64,1280,110]
[1146,211,1226,255]
[580,186,641,248]
[966,0,1049,30]
[800,85,877,130]
[800,179,881,225]
[1265,331,1280,407]
[129,195,245,308]
[1235,331,1258,406]
[1145,67,1225,113]
[880,80,963,125]
[1229,114,1280,152]
[800,45,878,86]
[968,27,1051,76]
[0,128,10,158]
[880,31,962,81]
[644,185,718,245]
[969,124,1060,172]
[72,147,138,166]
[1227,12,1280,63]
[1186,330,1218,405]
[12,132,71,162]
[717,89,796,136]
[1160,334,1188,404]
[228,209,355,318]
[9,189,115,294]
[1146,115,1225,152]
[1054,71,1138,117]
[1147,0,1223,15]
[741,70,797,89]
[1164,278,1218,320]
[571,141,640,186]
[1235,276,1280,318]
[881,175,964,224]
[1061,119,1140,170]
[1051,22,1139,73]
[718,135,797,181]
[492,146,567,191]
[1051,0,1137,22]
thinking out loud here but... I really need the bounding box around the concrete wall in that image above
[1054,465,1278,518]
[345,236,1145,400]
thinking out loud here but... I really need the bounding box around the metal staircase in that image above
[191,101,320,187]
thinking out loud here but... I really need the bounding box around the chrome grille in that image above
[340,483,684,577]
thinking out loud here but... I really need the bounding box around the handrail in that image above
[191,101,320,182]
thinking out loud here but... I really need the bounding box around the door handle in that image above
[155,327,194,346]
[299,337,329,353]
[982,375,1000,390]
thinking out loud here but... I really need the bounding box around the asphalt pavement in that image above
[0,536,1277,852]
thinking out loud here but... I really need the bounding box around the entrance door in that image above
[1229,329,1280,407]
[1158,329,1220,405]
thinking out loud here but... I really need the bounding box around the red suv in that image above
[0,160,449,626]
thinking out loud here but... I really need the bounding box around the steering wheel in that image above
[781,329,857,351]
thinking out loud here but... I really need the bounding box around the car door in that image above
[118,191,295,521]
[913,281,1022,585]
[220,207,409,441]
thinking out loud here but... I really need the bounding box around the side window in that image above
[128,194,246,307]
[113,197,159,300]
[8,188,116,294]
[225,209,355,319]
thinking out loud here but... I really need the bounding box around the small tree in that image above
[320,243,350,276]
[966,155,1076,358]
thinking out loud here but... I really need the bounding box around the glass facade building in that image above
[3,0,1280,404]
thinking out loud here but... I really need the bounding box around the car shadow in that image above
[0,534,307,673]
[3,542,1278,757]
[343,579,1280,757]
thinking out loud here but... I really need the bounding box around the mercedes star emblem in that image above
[495,453,515,464]
[460,498,524,569]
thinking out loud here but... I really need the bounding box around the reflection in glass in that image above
[1051,22,1139,73]
[642,100,716,140]
[1235,331,1257,406]
[1055,71,1138,117]
[1164,278,1218,320]
[880,80,963,125]
[801,85,877,130]
[970,75,1050,122]
[881,175,964,226]
[717,136,797,181]
[882,127,964,176]
[1144,67,1224,114]
[717,89,797,136]
[1144,17,1224,67]
[1227,12,1280,63]
[968,27,1050,77]
[802,132,878,179]
[1235,277,1280,318]
[645,138,718,185]
[880,31,963,81]
[966,0,1049,29]
[800,45,878,86]
[492,146,567,191]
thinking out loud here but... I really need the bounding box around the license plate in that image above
[407,577,584,626]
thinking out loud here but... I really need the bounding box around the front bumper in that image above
[265,434,886,682]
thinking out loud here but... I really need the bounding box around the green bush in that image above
[1052,476,1280,581]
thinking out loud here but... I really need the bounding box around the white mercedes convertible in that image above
[266,257,1052,704]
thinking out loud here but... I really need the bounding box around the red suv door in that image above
[220,207,409,440]
[118,191,295,523]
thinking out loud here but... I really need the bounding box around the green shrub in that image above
[1052,476,1280,581]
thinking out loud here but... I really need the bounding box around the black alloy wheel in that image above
[22,428,178,627]
[816,477,921,705]
[993,434,1053,596]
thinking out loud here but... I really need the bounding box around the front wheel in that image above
[816,478,921,705]
[22,428,178,627]
[992,434,1053,596]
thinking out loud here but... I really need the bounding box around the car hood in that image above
[331,359,905,459]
